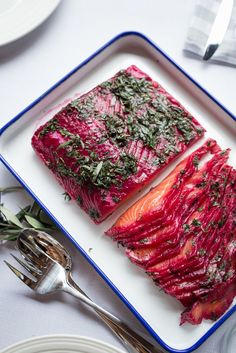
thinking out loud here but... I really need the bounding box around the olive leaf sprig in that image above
[0,186,57,242]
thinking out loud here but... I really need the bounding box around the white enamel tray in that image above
[0,335,125,353]
[1,32,236,353]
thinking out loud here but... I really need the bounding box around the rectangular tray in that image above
[1,32,236,353]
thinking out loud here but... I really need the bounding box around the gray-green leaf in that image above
[0,205,23,228]
[30,201,41,217]
[0,229,21,235]
[0,186,23,194]
[38,210,55,226]
[93,161,103,179]
[16,205,31,220]
[24,215,45,229]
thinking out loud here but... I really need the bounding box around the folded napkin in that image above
[184,0,236,66]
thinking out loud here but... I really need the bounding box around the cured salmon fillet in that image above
[106,139,236,324]
[32,65,204,223]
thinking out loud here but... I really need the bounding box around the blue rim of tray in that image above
[1,31,236,353]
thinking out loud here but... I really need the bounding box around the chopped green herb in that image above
[214,255,222,262]
[223,270,234,281]
[93,161,104,180]
[220,150,227,156]
[218,217,226,228]
[101,190,107,201]
[112,196,121,203]
[196,180,207,188]
[211,182,220,190]
[63,192,71,201]
[198,248,206,256]
[210,313,218,321]
[57,140,74,149]
[196,127,204,135]
[59,128,85,149]
[219,260,227,271]
[183,224,190,232]
[105,114,128,147]
[56,151,137,190]
[193,156,199,168]
[139,238,148,244]
[88,208,100,220]
[209,220,218,229]
[39,119,58,137]
[192,219,202,227]
[152,158,160,166]
[70,95,95,119]
[99,71,199,150]
[102,72,152,113]
[77,195,83,205]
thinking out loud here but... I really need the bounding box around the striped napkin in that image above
[184,0,236,66]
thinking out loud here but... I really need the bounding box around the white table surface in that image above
[0,0,235,352]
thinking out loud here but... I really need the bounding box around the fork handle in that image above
[63,278,162,353]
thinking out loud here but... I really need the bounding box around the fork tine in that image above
[18,238,41,257]
[21,234,52,258]
[18,238,49,266]
[10,253,42,277]
[4,260,36,290]
[18,237,54,267]
[17,245,38,261]
[18,249,46,269]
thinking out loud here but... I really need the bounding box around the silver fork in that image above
[4,237,162,353]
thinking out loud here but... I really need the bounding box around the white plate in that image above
[0,335,125,353]
[0,0,60,46]
[1,32,236,353]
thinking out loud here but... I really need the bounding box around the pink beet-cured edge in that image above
[32,65,205,224]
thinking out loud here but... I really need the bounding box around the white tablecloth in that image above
[0,1,235,352]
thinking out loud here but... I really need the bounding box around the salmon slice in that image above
[180,277,236,325]
[106,139,217,237]
[168,231,236,308]
[124,150,226,248]
[128,187,219,270]
[155,165,233,280]
[162,202,235,294]
[147,179,228,278]
[122,156,214,247]
[151,168,236,307]
[177,242,236,307]
[125,183,212,266]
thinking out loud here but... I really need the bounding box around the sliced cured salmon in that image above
[106,139,217,238]
[105,140,236,324]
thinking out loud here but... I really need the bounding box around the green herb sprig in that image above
[0,186,57,242]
